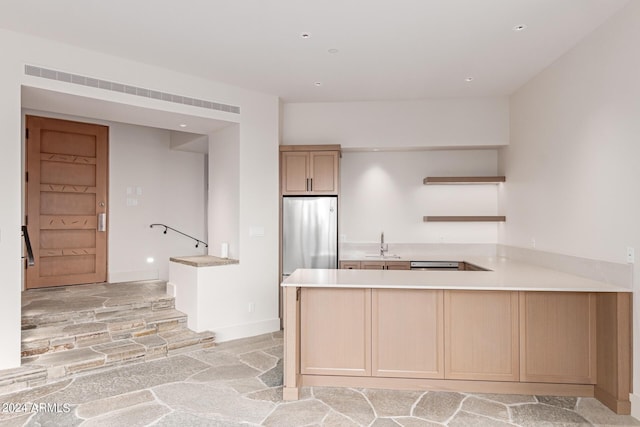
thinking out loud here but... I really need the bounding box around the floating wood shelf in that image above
[424,216,506,222]
[423,176,506,185]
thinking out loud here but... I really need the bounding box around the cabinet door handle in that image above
[309,178,313,191]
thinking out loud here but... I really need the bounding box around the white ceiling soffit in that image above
[21,86,233,135]
[1,0,630,102]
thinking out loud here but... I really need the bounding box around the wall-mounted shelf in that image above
[424,216,506,222]
[423,176,505,185]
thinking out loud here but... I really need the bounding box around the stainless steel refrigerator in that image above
[282,196,338,278]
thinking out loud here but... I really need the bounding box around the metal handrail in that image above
[150,224,208,248]
[22,226,35,266]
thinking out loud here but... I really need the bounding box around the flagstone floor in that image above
[0,331,637,426]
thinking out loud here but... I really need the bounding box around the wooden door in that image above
[372,289,444,378]
[26,116,109,289]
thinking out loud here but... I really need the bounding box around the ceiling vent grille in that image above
[24,65,240,114]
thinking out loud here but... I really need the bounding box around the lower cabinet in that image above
[372,289,444,378]
[520,292,596,384]
[444,290,520,381]
[299,288,597,386]
[300,288,371,376]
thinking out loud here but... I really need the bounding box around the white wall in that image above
[108,123,207,282]
[0,29,280,369]
[282,97,509,149]
[342,150,500,244]
[208,124,240,259]
[500,0,640,414]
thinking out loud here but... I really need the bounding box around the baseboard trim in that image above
[301,375,594,397]
[108,270,159,284]
[212,318,281,343]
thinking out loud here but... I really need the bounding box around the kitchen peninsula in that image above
[281,258,632,415]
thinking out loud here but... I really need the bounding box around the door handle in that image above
[98,213,106,232]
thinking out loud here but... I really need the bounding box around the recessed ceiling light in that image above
[465,77,474,82]
[301,33,311,39]
[328,48,339,54]
[314,82,322,87]
[513,24,527,32]
[179,124,187,128]
[372,149,380,152]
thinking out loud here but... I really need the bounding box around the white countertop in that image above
[281,256,630,292]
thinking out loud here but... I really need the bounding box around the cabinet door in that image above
[445,290,519,381]
[520,292,596,384]
[281,151,309,195]
[385,261,411,270]
[309,151,339,194]
[339,261,361,269]
[300,288,371,376]
[372,289,444,378]
[361,261,385,270]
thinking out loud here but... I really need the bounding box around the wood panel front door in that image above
[25,116,109,289]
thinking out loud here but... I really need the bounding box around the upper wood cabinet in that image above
[280,145,340,195]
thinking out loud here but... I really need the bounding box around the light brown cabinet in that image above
[444,290,520,381]
[520,292,596,384]
[300,288,371,376]
[357,261,411,270]
[280,147,339,195]
[372,289,444,378]
[339,261,361,270]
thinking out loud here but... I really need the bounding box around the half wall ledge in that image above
[170,255,239,267]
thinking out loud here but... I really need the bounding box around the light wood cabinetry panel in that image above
[309,152,339,194]
[361,261,386,270]
[595,293,632,414]
[384,261,411,270]
[359,261,410,270]
[445,290,519,381]
[339,261,361,269]
[520,292,596,384]
[372,289,444,378]
[300,288,371,376]
[280,151,309,195]
[280,148,339,195]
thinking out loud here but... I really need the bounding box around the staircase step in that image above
[22,280,173,330]
[0,366,48,395]
[12,280,216,391]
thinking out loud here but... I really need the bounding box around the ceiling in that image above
[0,0,629,102]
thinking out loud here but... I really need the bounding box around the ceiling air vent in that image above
[24,65,240,114]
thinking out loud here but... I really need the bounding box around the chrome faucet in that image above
[380,232,388,256]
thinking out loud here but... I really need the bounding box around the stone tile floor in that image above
[0,331,637,426]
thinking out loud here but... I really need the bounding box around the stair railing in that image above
[150,224,208,248]
[22,226,35,266]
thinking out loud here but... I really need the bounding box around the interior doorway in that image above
[25,115,109,289]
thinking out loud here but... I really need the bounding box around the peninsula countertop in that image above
[281,256,630,292]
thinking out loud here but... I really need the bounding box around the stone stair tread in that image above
[13,280,215,387]
[91,340,146,363]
